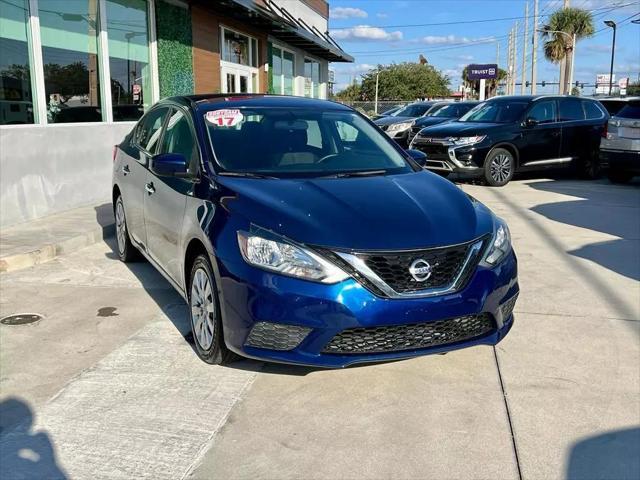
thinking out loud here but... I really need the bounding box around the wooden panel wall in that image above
[192,5,220,93]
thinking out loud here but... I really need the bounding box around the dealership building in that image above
[0,0,352,227]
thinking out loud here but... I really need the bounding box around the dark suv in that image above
[411,95,609,185]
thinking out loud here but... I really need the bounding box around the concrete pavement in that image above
[1,177,638,480]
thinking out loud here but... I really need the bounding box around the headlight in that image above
[481,219,511,266]
[237,231,349,283]
[449,135,486,146]
[387,121,413,132]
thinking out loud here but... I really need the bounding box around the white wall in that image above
[0,123,134,227]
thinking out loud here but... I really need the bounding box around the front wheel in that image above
[188,254,236,365]
[484,148,515,186]
[114,195,138,262]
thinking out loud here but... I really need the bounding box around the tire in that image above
[114,194,139,262]
[484,148,515,186]
[188,254,236,365]
[607,170,633,184]
[580,150,602,179]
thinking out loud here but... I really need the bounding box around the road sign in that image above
[467,64,498,80]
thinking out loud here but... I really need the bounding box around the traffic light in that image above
[525,81,530,87]
[541,81,546,87]
[575,81,580,87]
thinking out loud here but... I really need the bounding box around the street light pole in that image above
[604,20,616,96]
[374,70,379,114]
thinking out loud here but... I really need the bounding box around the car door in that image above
[518,99,561,168]
[119,106,169,247]
[559,97,588,161]
[144,107,198,283]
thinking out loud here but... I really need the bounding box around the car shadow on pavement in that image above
[527,179,640,282]
[0,397,68,480]
[566,426,640,480]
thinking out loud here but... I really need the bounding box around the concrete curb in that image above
[0,222,115,273]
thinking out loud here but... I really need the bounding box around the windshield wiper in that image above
[218,172,277,179]
[322,170,388,179]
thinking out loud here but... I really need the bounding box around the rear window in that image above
[582,101,605,120]
[616,103,640,119]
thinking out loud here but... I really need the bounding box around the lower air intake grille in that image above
[322,313,494,354]
[500,293,519,320]
[245,322,311,351]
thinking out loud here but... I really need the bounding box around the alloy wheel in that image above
[115,199,127,255]
[190,267,216,350]
[490,154,512,183]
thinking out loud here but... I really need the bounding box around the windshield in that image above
[616,102,640,119]
[393,104,431,117]
[429,104,461,118]
[204,107,412,177]
[459,101,528,123]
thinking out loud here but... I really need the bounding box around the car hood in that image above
[216,171,494,251]
[413,116,453,128]
[419,121,505,137]
[374,115,415,126]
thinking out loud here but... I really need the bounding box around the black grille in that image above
[356,238,485,294]
[413,143,449,159]
[245,322,311,351]
[500,293,519,320]
[411,126,423,135]
[323,313,494,354]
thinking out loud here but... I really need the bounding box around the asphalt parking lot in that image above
[1,177,639,480]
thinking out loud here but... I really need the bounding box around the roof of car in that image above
[165,94,353,112]
[488,94,600,102]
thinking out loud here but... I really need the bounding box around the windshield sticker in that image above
[205,109,243,127]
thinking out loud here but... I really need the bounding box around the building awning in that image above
[218,0,353,63]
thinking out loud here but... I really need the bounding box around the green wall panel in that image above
[155,0,193,98]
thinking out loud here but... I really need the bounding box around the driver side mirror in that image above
[150,153,189,177]
[406,149,427,167]
[524,117,539,127]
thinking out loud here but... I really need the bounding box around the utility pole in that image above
[531,0,538,94]
[521,2,529,94]
[507,29,513,94]
[512,22,518,94]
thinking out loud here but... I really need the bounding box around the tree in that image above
[541,7,594,94]
[627,82,640,96]
[335,63,450,101]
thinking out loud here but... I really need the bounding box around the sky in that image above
[327,0,640,96]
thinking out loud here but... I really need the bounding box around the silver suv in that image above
[600,100,640,183]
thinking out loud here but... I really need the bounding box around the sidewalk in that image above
[0,202,114,273]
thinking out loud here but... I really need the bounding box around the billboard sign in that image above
[467,64,498,80]
[596,74,616,94]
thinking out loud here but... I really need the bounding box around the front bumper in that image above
[600,148,640,174]
[216,249,518,368]
[410,139,488,177]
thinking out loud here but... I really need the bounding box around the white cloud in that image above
[329,7,368,19]
[584,45,614,54]
[415,35,494,45]
[332,63,377,75]
[376,12,389,19]
[331,25,403,42]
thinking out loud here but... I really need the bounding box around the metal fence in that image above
[333,100,407,117]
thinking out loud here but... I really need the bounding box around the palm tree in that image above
[542,7,594,94]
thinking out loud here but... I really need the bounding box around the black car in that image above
[408,101,480,145]
[412,95,609,186]
[373,101,438,147]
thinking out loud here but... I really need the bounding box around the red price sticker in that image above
[205,109,243,127]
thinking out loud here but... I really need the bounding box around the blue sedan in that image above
[112,94,518,367]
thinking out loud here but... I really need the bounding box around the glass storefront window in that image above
[107,0,151,121]
[271,45,294,95]
[0,0,35,124]
[221,27,257,67]
[304,58,320,98]
[39,0,102,123]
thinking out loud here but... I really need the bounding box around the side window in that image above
[160,109,198,174]
[559,99,585,122]
[336,121,359,142]
[582,101,604,120]
[306,120,323,149]
[136,107,169,153]
[527,101,556,124]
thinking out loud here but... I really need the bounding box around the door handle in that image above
[145,182,155,195]
[122,165,130,175]
[551,131,560,137]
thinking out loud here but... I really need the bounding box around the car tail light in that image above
[601,123,608,138]
[112,145,117,162]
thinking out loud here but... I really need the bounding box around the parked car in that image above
[373,101,439,147]
[371,104,404,120]
[112,94,519,367]
[407,101,480,145]
[600,99,640,183]
[410,95,608,186]
[598,96,640,117]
